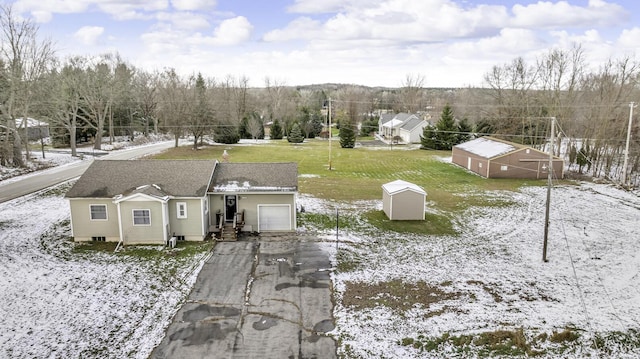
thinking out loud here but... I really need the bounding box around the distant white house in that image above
[15,118,49,140]
[378,113,428,143]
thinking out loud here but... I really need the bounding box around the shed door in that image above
[258,205,291,231]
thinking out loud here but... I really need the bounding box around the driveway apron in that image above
[152,237,336,358]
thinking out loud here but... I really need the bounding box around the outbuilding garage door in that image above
[258,205,291,231]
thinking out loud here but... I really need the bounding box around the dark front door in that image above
[225,195,237,222]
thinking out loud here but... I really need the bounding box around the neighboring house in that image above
[66,160,298,245]
[382,180,427,220]
[452,137,564,179]
[15,117,49,140]
[378,113,428,143]
[398,116,428,143]
[208,162,298,233]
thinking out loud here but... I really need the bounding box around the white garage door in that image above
[258,205,291,231]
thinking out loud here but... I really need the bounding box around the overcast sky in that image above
[9,0,640,88]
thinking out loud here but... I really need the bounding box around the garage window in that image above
[501,165,508,171]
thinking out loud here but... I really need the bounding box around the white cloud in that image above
[208,16,253,46]
[156,11,210,30]
[448,28,543,60]
[263,17,323,42]
[617,27,640,49]
[73,26,105,45]
[287,0,349,14]
[170,0,217,11]
[266,0,511,45]
[510,0,628,29]
[13,0,168,22]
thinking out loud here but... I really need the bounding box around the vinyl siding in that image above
[209,193,296,232]
[168,198,206,241]
[118,200,165,244]
[68,199,120,241]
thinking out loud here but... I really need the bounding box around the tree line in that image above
[1,4,638,185]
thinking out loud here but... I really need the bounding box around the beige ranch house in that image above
[65,160,298,245]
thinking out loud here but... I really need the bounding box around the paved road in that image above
[0,141,177,203]
[152,237,337,358]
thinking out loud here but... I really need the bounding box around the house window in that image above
[177,202,187,219]
[91,236,106,242]
[133,209,151,225]
[501,165,508,171]
[90,205,107,220]
[478,162,483,168]
[526,149,530,154]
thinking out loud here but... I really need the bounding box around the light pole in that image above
[622,102,636,187]
[328,97,332,170]
[543,117,556,262]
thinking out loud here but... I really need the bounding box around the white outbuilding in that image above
[381,180,427,220]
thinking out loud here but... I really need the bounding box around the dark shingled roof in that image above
[209,162,298,192]
[65,160,216,198]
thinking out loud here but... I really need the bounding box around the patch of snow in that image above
[0,183,209,358]
[305,183,640,358]
[455,137,516,158]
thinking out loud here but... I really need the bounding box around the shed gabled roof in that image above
[65,160,216,198]
[453,137,518,159]
[382,180,426,195]
[209,162,298,192]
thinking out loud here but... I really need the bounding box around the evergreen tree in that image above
[360,117,378,137]
[238,117,251,139]
[475,119,495,135]
[420,124,437,150]
[339,121,356,148]
[576,142,590,174]
[456,117,473,144]
[214,127,240,144]
[569,143,577,167]
[270,119,283,139]
[434,104,458,150]
[287,122,304,143]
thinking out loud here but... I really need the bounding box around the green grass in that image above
[73,240,214,260]
[364,210,457,236]
[153,139,540,212]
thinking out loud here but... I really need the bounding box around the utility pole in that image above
[543,117,555,262]
[622,102,636,187]
[328,97,332,170]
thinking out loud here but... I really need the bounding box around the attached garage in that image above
[382,180,427,220]
[258,204,293,231]
[208,162,298,236]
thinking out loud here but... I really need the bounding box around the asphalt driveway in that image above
[151,236,336,358]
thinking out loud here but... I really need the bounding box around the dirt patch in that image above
[342,280,461,312]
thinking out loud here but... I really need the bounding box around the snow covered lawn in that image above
[0,182,211,358]
[300,183,640,358]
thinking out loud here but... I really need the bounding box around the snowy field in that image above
[1,143,639,358]
[0,183,210,358]
[299,183,640,358]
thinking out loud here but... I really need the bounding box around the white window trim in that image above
[89,204,108,221]
[132,209,151,226]
[500,165,508,171]
[177,202,187,219]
